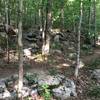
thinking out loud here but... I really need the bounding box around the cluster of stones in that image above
[0,73,77,100]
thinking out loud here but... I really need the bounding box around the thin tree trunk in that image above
[5,0,10,63]
[38,8,41,31]
[18,0,23,99]
[42,0,52,57]
[75,0,83,78]
[60,1,64,32]
[88,0,92,34]
[73,13,76,33]
[93,0,96,47]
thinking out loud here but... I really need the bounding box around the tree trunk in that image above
[60,1,64,32]
[18,0,23,99]
[5,0,10,63]
[93,0,96,47]
[75,0,83,78]
[42,0,52,57]
[88,0,92,34]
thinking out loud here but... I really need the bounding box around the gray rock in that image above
[52,78,77,99]
[30,89,38,95]
[23,48,32,57]
[0,89,11,99]
[21,86,31,97]
[24,72,38,84]
[52,49,62,54]
[30,89,38,100]
[54,35,60,42]
[38,74,64,86]
[10,91,17,100]
[23,78,28,86]
[25,36,37,42]
[0,80,6,93]
[92,69,100,81]
[11,74,18,80]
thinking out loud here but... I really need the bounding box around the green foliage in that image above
[39,84,52,100]
[87,85,100,98]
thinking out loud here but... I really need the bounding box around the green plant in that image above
[87,85,100,98]
[39,84,52,100]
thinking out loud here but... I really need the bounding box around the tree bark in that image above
[5,0,10,63]
[42,0,52,57]
[93,0,96,47]
[75,0,83,78]
[18,0,23,99]
[60,1,64,32]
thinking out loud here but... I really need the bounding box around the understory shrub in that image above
[39,84,52,100]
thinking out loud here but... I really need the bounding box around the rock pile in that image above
[0,73,77,100]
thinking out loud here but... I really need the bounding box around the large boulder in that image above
[52,78,77,99]
[38,74,65,86]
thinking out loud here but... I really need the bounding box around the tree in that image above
[75,0,83,78]
[18,0,23,99]
[93,0,96,47]
[42,0,52,58]
[5,0,10,63]
[60,0,64,32]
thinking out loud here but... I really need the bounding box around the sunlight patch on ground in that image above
[56,63,71,68]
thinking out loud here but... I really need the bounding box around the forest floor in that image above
[0,46,100,78]
[0,44,100,100]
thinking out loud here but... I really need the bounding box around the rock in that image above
[23,48,32,57]
[0,80,6,93]
[27,32,33,37]
[38,74,64,86]
[54,35,60,42]
[6,81,13,90]
[53,49,62,54]
[10,90,17,100]
[23,78,28,86]
[0,47,4,53]
[52,78,77,99]
[64,78,76,89]
[25,36,36,42]
[0,89,11,100]
[24,73,38,85]
[31,48,39,54]
[21,86,31,97]
[30,43,38,48]
[11,74,18,81]
[30,89,38,95]
[30,89,38,100]
[92,69,100,82]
